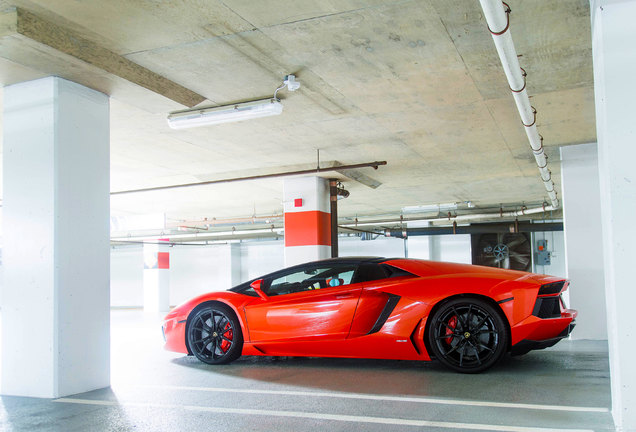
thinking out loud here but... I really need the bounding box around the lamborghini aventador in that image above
[163,257,576,373]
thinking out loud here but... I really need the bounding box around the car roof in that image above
[242,257,389,285]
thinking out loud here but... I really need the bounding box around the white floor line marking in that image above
[53,398,595,432]
[124,384,609,413]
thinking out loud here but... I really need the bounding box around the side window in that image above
[330,269,355,286]
[266,265,357,296]
[353,263,389,283]
[353,263,416,283]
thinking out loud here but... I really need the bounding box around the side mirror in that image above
[250,279,268,301]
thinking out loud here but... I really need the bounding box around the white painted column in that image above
[283,177,331,266]
[143,241,170,313]
[429,235,442,261]
[406,221,431,259]
[560,143,607,340]
[591,1,636,429]
[1,77,110,398]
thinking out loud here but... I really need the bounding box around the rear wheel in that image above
[187,304,243,365]
[427,297,508,373]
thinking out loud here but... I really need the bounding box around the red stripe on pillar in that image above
[157,251,170,269]
[284,211,331,247]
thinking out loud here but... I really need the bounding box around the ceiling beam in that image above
[0,7,205,108]
[201,4,354,115]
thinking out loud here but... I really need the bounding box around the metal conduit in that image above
[111,220,563,244]
[383,222,563,239]
[112,211,560,243]
[479,0,559,208]
[111,161,386,195]
[339,204,557,229]
[158,203,555,233]
[329,179,339,258]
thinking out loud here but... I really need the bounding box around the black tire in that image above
[187,303,243,365]
[427,297,508,373]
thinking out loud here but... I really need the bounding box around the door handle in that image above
[335,294,354,299]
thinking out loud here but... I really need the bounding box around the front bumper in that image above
[163,316,189,354]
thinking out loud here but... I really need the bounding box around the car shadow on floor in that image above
[167,348,610,407]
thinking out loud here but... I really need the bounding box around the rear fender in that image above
[363,275,532,307]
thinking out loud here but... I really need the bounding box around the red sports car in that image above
[163,257,576,373]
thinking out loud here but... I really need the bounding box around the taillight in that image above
[538,281,566,296]
[532,296,563,318]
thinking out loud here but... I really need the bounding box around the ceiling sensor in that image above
[283,74,301,91]
[167,74,301,129]
[274,74,301,98]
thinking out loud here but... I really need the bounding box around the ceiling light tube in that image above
[167,98,283,129]
[401,203,458,213]
[111,227,285,242]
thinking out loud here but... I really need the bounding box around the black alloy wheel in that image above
[187,304,243,365]
[428,297,508,373]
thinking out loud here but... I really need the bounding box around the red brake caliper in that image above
[220,322,233,352]
[445,316,458,344]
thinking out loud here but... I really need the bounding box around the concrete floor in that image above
[0,310,615,431]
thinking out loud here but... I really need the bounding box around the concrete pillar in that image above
[1,77,110,398]
[591,1,636,429]
[429,235,442,261]
[283,177,331,266]
[406,221,431,259]
[560,143,607,340]
[143,241,170,313]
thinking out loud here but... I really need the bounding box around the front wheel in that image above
[427,297,508,373]
[187,304,243,365]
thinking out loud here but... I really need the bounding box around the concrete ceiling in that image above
[0,0,595,225]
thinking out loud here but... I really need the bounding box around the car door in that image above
[244,264,362,342]
[347,262,419,337]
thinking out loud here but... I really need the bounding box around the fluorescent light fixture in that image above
[111,227,284,242]
[402,203,458,213]
[167,98,283,129]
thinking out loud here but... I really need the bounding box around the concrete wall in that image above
[339,236,406,258]
[239,240,285,282]
[170,245,233,305]
[111,246,144,307]
[111,243,236,307]
[406,236,430,259]
[532,230,567,278]
[438,234,472,264]
[531,230,569,307]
